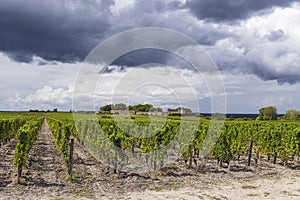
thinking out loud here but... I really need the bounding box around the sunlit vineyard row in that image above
[46,112,300,172]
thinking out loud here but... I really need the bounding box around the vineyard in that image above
[1,112,300,199]
[69,114,300,172]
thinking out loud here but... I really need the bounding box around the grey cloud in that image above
[111,49,195,71]
[210,47,300,85]
[111,49,170,67]
[85,0,300,85]
[185,0,297,22]
[113,0,233,45]
[245,61,300,85]
[107,0,234,66]
[0,0,299,86]
[0,0,230,63]
[0,0,233,64]
[0,0,113,62]
[265,29,287,42]
[166,1,185,10]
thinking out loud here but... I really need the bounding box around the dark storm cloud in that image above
[185,0,297,22]
[107,0,234,66]
[0,0,232,63]
[111,49,169,67]
[242,61,300,85]
[210,48,300,85]
[110,0,233,46]
[0,0,299,85]
[0,0,114,62]
[110,49,194,71]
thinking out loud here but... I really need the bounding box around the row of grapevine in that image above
[78,118,300,170]
[0,117,29,146]
[13,117,43,181]
[201,121,300,168]
[47,117,77,165]
[47,113,300,172]
[73,117,200,171]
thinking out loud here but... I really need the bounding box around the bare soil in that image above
[1,120,300,200]
[0,138,17,189]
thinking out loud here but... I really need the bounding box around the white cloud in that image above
[7,85,72,110]
[111,0,135,15]
[0,53,79,111]
[222,73,300,113]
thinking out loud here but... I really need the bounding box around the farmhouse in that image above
[167,107,189,116]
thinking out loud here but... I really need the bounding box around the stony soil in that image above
[0,138,17,189]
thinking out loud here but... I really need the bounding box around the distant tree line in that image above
[28,108,74,113]
[29,108,59,112]
[100,103,162,113]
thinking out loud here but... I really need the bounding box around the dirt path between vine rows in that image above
[0,119,70,199]
[0,138,17,189]
[1,119,300,199]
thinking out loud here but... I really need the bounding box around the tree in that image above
[257,106,277,120]
[284,109,300,120]
[129,104,154,112]
[112,103,127,110]
[53,108,58,112]
[100,104,112,112]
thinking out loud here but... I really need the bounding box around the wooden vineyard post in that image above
[248,138,253,167]
[114,151,118,174]
[153,151,157,171]
[68,138,74,177]
[273,152,277,165]
[189,149,193,167]
[255,151,259,165]
[146,154,149,166]
[17,165,22,184]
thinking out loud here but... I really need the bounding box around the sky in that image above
[0,0,300,113]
